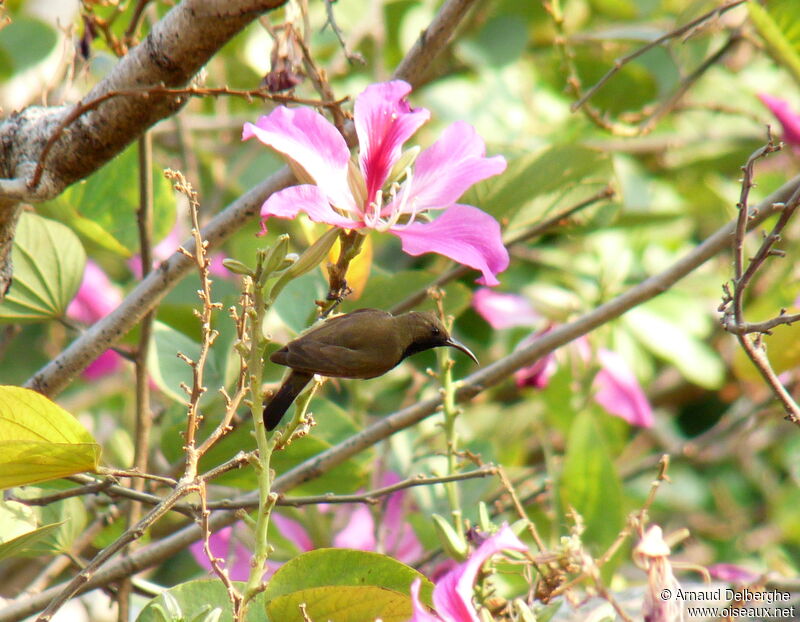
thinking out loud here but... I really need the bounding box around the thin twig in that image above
[571,0,747,111]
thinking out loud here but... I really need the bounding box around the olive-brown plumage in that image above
[263,308,477,429]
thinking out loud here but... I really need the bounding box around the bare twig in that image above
[571,0,747,112]
[719,132,800,424]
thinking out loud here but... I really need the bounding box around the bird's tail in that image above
[263,371,314,430]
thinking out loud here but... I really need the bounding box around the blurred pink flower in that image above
[758,93,800,148]
[332,471,423,563]
[243,80,509,285]
[472,288,541,329]
[129,222,231,279]
[191,472,424,579]
[593,349,654,428]
[410,525,527,622]
[514,330,557,389]
[472,290,653,427]
[189,525,252,582]
[67,260,123,379]
[707,563,760,585]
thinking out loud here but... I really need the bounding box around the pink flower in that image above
[513,329,557,389]
[758,93,800,148]
[593,349,654,428]
[243,81,509,285]
[129,221,231,279]
[67,260,123,379]
[194,472,425,578]
[707,563,760,585]
[410,525,527,622]
[472,289,541,329]
[189,525,252,582]
[332,471,423,563]
[472,290,653,426]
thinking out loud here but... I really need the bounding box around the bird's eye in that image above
[432,326,440,336]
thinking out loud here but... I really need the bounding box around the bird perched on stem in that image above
[263,308,478,430]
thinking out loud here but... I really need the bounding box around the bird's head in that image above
[400,311,478,364]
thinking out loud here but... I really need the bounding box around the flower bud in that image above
[431,513,468,561]
[221,258,254,277]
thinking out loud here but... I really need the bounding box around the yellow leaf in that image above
[266,585,412,622]
[0,386,101,489]
[325,234,373,300]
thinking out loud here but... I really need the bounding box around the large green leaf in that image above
[136,579,267,622]
[0,212,86,322]
[39,144,175,256]
[464,145,612,222]
[0,16,57,73]
[559,410,625,552]
[623,306,724,389]
[749,0,800,85]
[0,500,63,561]
[264,549,433,608]
[146,321,225,405]
[343,269,471,317]
[266,585,413,622]
[0,386,101,489]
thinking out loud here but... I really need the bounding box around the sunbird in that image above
[263,308,478,430]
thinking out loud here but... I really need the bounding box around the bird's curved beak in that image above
[445,338,478,364]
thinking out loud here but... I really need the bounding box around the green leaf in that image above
[0,520,64,560]
[146,321,225,405]
[266,585,413,622]
[343,270,471,318]
[0,386,101,489]
[0,16,57,73]
[0,500,63,560]
[559,410,625,551]
[265,549,434,606]
[623,306,724,389]
[40,145,175,257]
[0,212,86,322]
[466,145,612,222]
[136,580,268,622]
[749,0,800,85]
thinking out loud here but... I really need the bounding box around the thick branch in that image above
[0,0,287,202]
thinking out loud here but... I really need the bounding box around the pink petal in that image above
[67,260,122,324]
[399,121,506,212]
[391,204,509,286]
[332,505,376,550]
[380,471,424,563]
[515,352,557,389]
[758,93,800,147]
[472,288,540,330]
[410,578,442,622]
[243,107,353,208]
[593,349,654,428]
[189,525,250,581]
[260,185,364,232]
[355,81,430,203]
[433,525,527,622]
[707,563,760,584]
[272,514,314,553]
[83,350,122,380]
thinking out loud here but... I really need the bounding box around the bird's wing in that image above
[278,341,395,378]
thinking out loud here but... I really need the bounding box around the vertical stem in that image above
[241,264,278,617]
[118,132,154,622]
[439,351,463,536]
